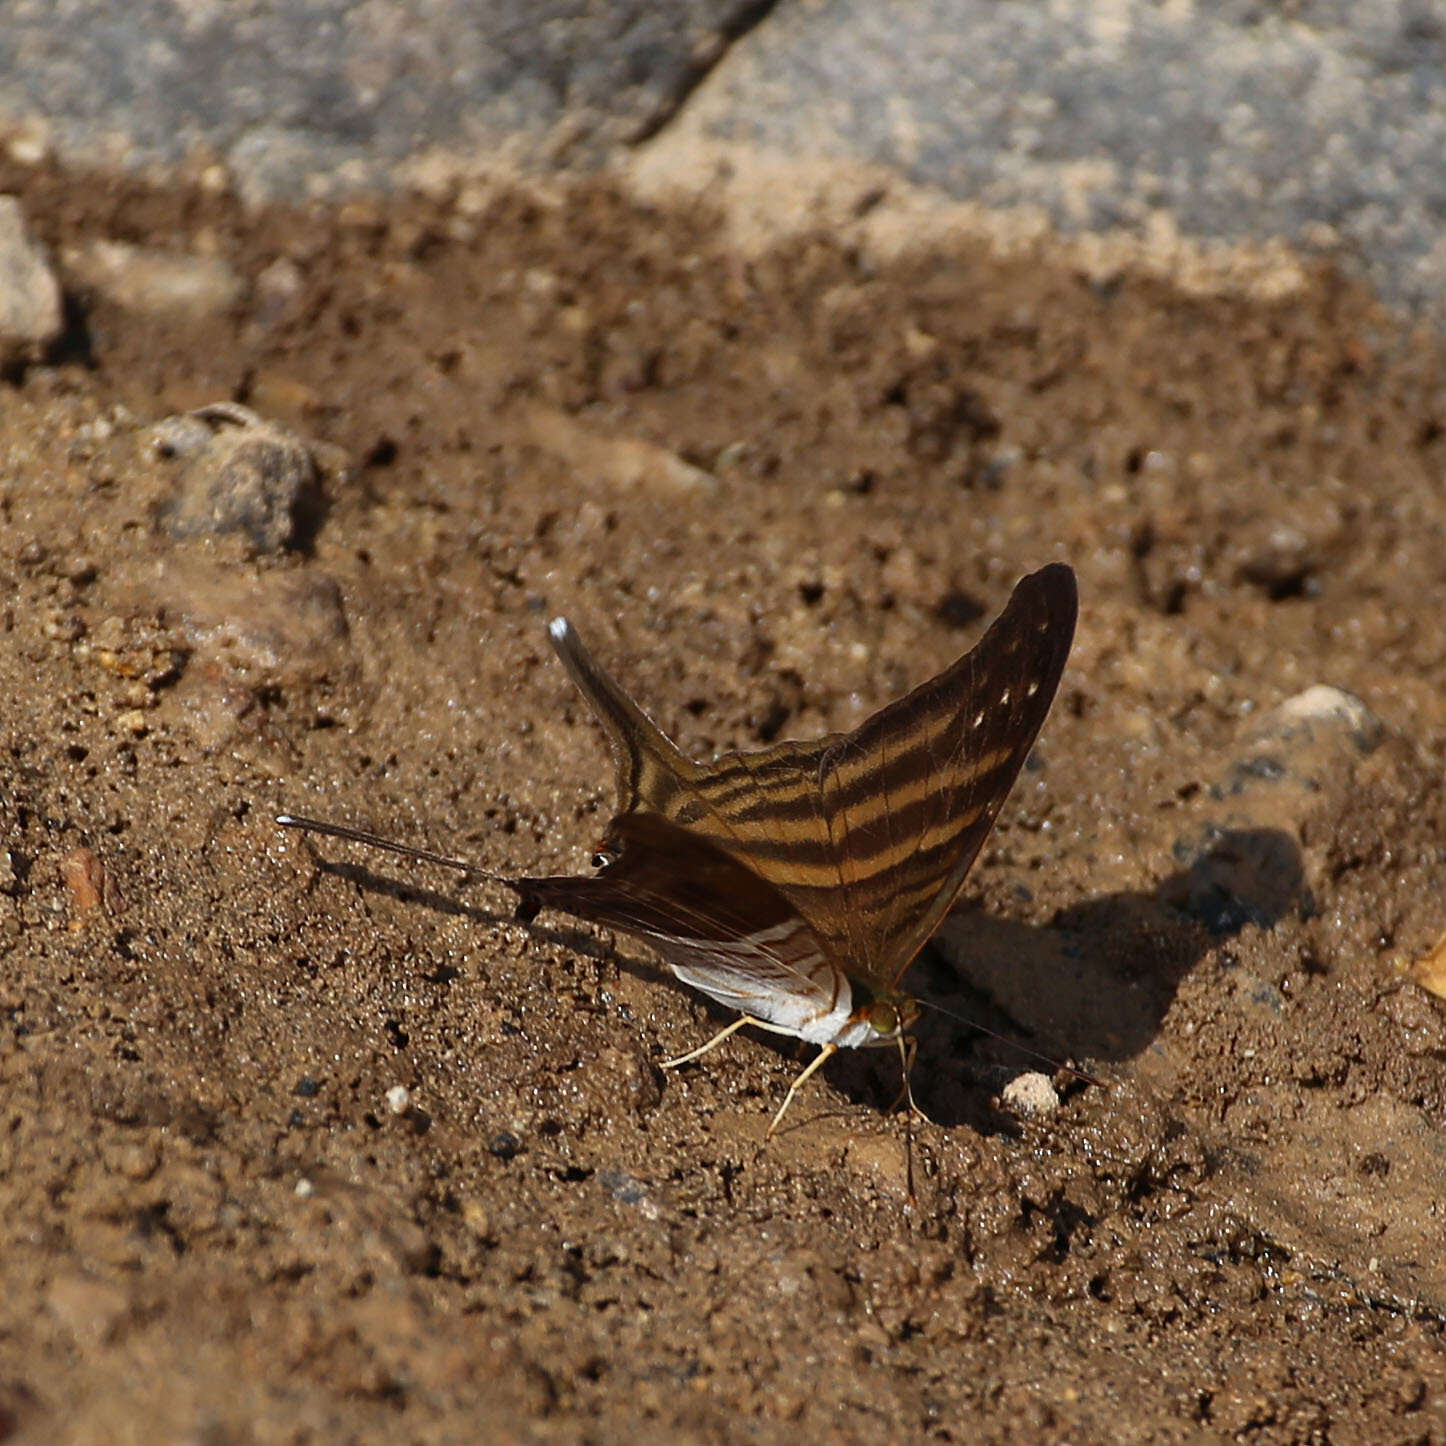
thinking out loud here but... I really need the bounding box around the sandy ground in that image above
[0,162,1444,1443]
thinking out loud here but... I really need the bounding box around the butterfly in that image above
[279,562,1078,1143]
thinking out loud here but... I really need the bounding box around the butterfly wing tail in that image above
[548,618,700,813]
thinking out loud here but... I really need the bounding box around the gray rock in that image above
[155,403,319,554]
[5,0,1446,325]
[138,555,350,681]
[640,0,1446,322]
[0,196,62,363]
[0,1,770,198]
[1169,685,1385,935]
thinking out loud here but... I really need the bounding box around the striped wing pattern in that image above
[815,563,1076,985]
[537,564,1076,1014]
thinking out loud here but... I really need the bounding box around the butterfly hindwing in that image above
[547,617,701,819]
[516,813,851,1040]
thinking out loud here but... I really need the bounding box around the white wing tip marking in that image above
[548,616,571,643]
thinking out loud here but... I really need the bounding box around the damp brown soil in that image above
[0,162,1444,1444]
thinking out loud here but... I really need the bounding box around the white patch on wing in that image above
[635,922,868,1046]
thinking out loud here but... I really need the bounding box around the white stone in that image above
[0,196,62,360]
[1001,1071,1060,1117]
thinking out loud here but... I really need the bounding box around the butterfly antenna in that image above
[275,814,515,889]
[915,995,1106,1090]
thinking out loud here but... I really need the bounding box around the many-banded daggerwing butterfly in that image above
[279,562,1077,1139]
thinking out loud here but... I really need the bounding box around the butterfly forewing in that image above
[667,564,1076,989]
[815,562,1077,987]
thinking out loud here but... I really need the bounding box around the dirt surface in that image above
[0,161,1444,1443]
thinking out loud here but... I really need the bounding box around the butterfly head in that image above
[857,991,920,1041]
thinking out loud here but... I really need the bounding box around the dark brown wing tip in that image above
[1006,563,1079,672]
[1017,561,1078,619]
[1025,559,1077,588]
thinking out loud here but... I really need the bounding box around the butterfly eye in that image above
[590,848,617,870]
[867,1000,900,1036]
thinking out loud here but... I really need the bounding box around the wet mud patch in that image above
[0,161,1443,1440]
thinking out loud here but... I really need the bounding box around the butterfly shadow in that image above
[309,857,628,963]
[871,824,1311,1131]
[308,857,511,923]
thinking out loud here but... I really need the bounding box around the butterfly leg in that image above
[885,1033,921,1117]
[661,1014,760,1070]
[766,1042,839,1138]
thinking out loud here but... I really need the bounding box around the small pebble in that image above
[1265,684,1384,754]
[1001,1071,1061,1118]
[253,257,304,325]
[461,1199,491,1238]
[62,238,244,318]
[42,612,83,642]
[150,413,214,457]
[104,1139,160,1181]
[521,404,715,495]
[488,1131,521,1159]
[157,403,319,554]
[294,1177,314,1198]
[385,1084,411,1115]
[114,708,150,736]
[1413,930,1446,1001]
[61,555,98,584]
[8,132,47,166]
[60,847,122,922]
